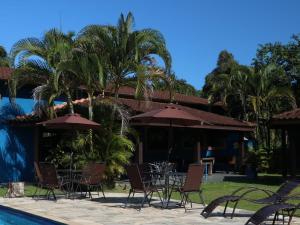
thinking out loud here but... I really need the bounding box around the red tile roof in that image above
[270,108,300,127]
[0,67,221,107]
[115,98,254,129]
[49,97,254,131]
[273,108,300,120]
[106,86,222,106]
[0,67,13,80]
[11,97,254,131]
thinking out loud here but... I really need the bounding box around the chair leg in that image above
[178,192,185,206]
[272,212,278,225]
[100,184,106,199]
[125,189,132,207]
[183,193,188,212]
[223,201,229,217]
[231,200,239,219]
[140,192,148,210]
[51,189,57,201]
[148,192,153,204]
[166,189,173,207]
[32,185,39,199]
[199,190,206,206]
[155,189,163,207]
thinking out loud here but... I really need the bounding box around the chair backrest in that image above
[183,164,204,192]
[126,164,145,191]
[38,162,59,186]
[276,180,300,197]
[83,162,106,185]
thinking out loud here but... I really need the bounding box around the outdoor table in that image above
[161,171,186,208]
[57,169,82,198]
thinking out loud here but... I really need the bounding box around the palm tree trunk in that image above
[87,92,94,120]
[66,89,74,114]
[87,92,94,154]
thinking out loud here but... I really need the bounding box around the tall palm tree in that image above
[248,64,295,147]
[78,12,172,99]
[58,53,105,120]
[10,29,76,118]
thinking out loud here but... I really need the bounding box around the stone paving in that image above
[0,193,300,225]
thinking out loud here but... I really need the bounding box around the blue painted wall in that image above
[0,97,36,183]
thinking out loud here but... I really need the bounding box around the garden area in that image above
[1,4,300,225]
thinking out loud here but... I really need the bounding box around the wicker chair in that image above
[125,164,162,210]
[74,162,106,199]
[167,163,205,211]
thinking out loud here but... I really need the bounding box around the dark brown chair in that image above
[201,180,300,219]
[167,163,205,211]
[33,161,64,200]
[126,164,162,210]
[245,203,297,225]
[74,162,106,199]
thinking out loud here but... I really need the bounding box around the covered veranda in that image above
[270,108,300,177]
[129,103,255,172]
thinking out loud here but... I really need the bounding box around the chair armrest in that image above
[231,186,274,196]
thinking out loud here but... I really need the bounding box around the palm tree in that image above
[78,12,172,99]
[0,46,9,67]
[58,53,105,120]
[10,29,76,118]
[248,64,295,147]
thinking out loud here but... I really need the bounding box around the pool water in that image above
[0,205,65,225]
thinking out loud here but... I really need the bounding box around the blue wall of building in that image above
[0,97,35,183]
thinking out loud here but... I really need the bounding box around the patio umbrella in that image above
[37,113,101,185]
[37,113,101,130]
[130,104,205,160]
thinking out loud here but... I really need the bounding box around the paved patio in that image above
[0,193,299,225]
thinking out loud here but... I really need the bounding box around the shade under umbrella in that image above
[37,113,100,130]
[130,104,205,161]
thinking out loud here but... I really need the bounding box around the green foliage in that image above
[0,46,9,67]
[152,73,200,99]
[78,12,172,99]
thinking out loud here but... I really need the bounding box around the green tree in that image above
[248,64,295,147]
[10,29,76,118]
[0,46,9,67]
[79,12,172,99]
[202,50,238,100]
[253,34,300,105]
[58,53,105,120]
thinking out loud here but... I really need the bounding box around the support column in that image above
[240,134,245,168]
[144,127,148,162]
[138,141,143,165]
[281,129,287,178]
[196,141,201,163]
[290,131,297,177]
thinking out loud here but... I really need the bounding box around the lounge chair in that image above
[244,203,296,225]
[74,162,106,199]
[201,180,300,219]
[167,163,205,211]
[125,164,162,210]
[33,161,66,200]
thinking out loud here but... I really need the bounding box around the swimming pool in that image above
[0,205,65,225]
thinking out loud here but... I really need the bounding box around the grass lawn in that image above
[0,173,299,213]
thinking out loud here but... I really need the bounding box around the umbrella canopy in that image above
[37,113,101,130]
[130,104,205,126]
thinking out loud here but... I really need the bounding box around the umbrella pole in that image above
[167,121,173,161]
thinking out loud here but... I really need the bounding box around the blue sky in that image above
[1,0,300,89]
